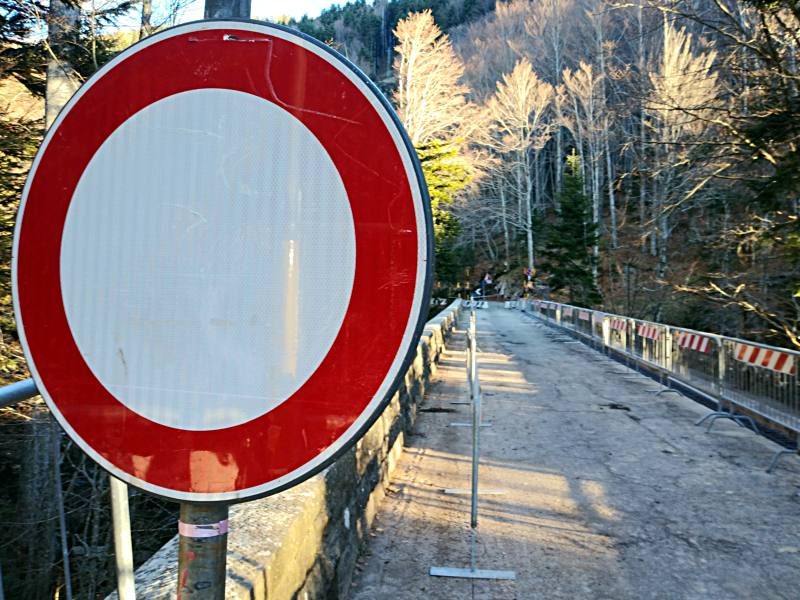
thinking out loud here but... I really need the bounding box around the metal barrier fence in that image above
[430,309,515,581]
[517,299,800,470]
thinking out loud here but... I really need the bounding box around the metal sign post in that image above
[177,504,229,599]
[181,0,246,594]
[431,309,516,581]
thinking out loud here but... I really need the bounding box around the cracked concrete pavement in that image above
[347,304,800,600]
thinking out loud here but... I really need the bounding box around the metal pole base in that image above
[767,449,798,473]
[178,503,229,600]
[701,411,760,434]
[429,566,516,580]
[442,489,506,496]
[654,389,682,397]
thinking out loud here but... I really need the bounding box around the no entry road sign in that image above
[13,21,432,502]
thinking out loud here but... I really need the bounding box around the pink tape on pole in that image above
[178,519,230,538]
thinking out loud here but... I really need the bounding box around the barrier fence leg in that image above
[767,433,799,473]
[470,315,479,529]
[450,316,472,408]
[430,310,515,582]
[110,477,136,600]
[177,503,229,599]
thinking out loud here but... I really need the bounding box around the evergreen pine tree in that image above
[416,139,470,286]
[541,152,601,307]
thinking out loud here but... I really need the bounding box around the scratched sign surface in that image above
[13,21,432,502]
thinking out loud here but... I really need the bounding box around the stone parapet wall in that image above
[109,299,462,599]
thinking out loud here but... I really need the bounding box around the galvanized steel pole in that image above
[204,0,251,19]
[177,504,230,599]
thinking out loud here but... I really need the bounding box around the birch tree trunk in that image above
[45,0,80,128]
[534,147,543,212]
[19,3,83,597]
[638,1,648,253]
[548,0,564,195]
[524,150,535,270]
[500,181,510,265]
[139,0,153,40]
[650,131,659,257]
[591,146,601,280]
[18,408,60,600]
[204,0,250,19]
[605,116,618,248]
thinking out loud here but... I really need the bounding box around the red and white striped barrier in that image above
[734,342,796,375]
[562,307,574,318]
[610,318,627,332]
[637,323,660,340]
[578,310,591,321]
[676,331,711,354]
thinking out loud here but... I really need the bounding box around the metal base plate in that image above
[430,566,516,580]
[442,488,506,495]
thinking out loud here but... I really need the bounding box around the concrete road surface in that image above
[347,304,800,600]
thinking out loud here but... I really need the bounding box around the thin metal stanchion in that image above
[430,309,516,581]
[451,315,473,407]
[449,311,492,426]
[177,503,229,599]
[470,313,479,529]
[110,476,136,600]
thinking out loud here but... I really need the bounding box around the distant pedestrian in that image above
[480,272,493,298]
[523,267,534,297]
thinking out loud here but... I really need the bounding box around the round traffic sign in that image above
[13,20,432,502]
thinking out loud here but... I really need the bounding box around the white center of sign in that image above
[60,89,356,430]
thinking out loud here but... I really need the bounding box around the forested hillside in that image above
[289,0,800,349]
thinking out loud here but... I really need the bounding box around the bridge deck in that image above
[348,305,800,600]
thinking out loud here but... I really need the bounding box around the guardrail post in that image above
[665,328,673,373]
[602,316,610,349]
[624,319,630,357]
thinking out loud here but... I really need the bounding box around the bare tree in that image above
[393,10,470,147]
[486,59,554,272]
[647,18,719,276]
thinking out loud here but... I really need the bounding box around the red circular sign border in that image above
[13,21,433,502]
